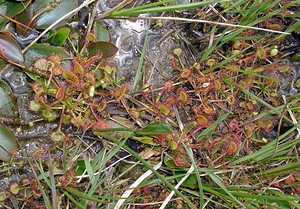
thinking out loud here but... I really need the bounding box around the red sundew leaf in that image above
[69,83,82,92]
[62,70,79,84]
[285,175,296,185]
[113,84,130,102]
[227,140,238,155]
[92,120,111,130]
[178,89,188,104]
[294,186,300,194]
[142,186,151,196]
[173,156,189,167]
[189,142,203,149]
[180,68,191,79]
[86,41,118,59]
[132,187,142,195]
[158,104,170,115]
[272,182,282,188]
[162,81,174,93]
[55,87,64,101]
[25,44,70,67]
[257,119,274,133]
[279,65,291,73]
[154,134,166,142]
[73,59,84,74]
[195,115,208,125]
[225,135,242,155]
[82,53,103,69]
[209,137,223,150]
[214,80,222,91]
[203,104,215,115]
[162,97,177,107]
[97,100,107,112]
[172,57,178,69]
[228,118,239,131]
[31,179,41,198]
[256,47,267,59]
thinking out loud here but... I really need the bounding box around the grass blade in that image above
[257,161,300,177]
[233,127,299,164]
[110,0,229,17]
[108,135,197,209]
[205,171,246,208]
[109,0,176,17]
[197,112,230,140]
[115,157,162,209]
[132,29,148,93]
[63,191,86,209]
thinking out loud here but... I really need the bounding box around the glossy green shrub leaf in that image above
[0,126,18,161]
[0,79,18,117]
[46,27,70,46]
[87,41,118,58]
[0,31,24,65]
[0,0,30,28]
[24,44,70,66]
[33,0,78,29]
[94,20,110,42]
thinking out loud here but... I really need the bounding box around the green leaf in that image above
[164,156,178,169]
[137,122,171,136]
[24,44,70,66]
[0,0,30,28]
[86,41,118,59]
[83,155,95,185]
[0,78,18,118]
[0,126,18,161]
[0,31,24,65]
[176,172,197,189]
[94,20,110,42]
[75,160,85,175]
[50,27,70,46]
[291,52,300,62]
[33,0,78,29]
[285,21,300,33]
